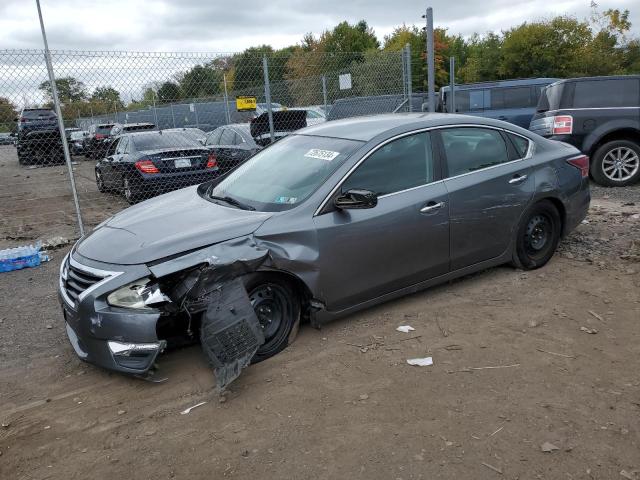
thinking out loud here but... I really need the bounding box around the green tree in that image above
[0,97,18,133]
[38,77,87,104]
[156,81,182,104]
[179,64,223,99]
[500,16,593,78]
[91,86,124,109]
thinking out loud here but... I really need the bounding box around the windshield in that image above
[132,132,199,150]
[207,134,363,212]
[23,109,55,119]
[96,125,115,135]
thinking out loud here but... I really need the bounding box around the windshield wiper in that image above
[209,194,255,211]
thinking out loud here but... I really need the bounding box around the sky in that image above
[0,0,638,53]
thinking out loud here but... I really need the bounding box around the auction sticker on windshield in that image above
[304,149,340,161]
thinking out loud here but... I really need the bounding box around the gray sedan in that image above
[58,113,589,387]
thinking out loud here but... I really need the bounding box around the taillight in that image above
[95,133,105,140]
[552,115,573,135]
[567,155,589,178]
[206,152,218,168]
[135,159,159,174]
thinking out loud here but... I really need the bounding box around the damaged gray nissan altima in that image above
[59,113,590,389]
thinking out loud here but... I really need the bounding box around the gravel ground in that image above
[0,144,639,480]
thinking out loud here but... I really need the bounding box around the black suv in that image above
[15,108,64,166]
[530,75,640,187]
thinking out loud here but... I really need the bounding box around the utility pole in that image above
[422,7,435,112]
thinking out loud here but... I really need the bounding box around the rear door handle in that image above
[420,201,445,213]
[509,174,528,184]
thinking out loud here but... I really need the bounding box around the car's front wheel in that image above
[512,200,562,270]
[244,274,301,363]
[591,140,640,187]
[95,169,106,192]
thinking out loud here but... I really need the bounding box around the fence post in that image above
[194,103,199,128]
[321,75,328,117]
[170,104,176,128]
[262,55,275,143]
[35,0,84,236]
[223,74,231,124]
[449,56,456,113]
[425,7,435,112]
[152,93,159,128]
[405,44,413,112]
[401,47,407,101]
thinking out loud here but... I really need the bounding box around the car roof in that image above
[550,74,640,85]
[440,78,559,92]
[298,113,516,142]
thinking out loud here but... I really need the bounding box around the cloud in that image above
[1,0,638,52]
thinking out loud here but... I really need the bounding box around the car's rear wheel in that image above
[244,274,301,363]
[591,140,640,187]
[123,176,140,204]
[512,200,562,270]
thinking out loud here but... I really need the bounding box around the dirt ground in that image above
[0,145,639,480]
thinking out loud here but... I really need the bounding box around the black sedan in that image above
[203,124,261,174]
[95,131,219,204]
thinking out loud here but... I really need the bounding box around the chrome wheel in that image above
[602,147,640,182]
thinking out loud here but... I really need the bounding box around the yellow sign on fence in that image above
[236,96,257,112]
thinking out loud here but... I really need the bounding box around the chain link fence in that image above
[0,46,425,247]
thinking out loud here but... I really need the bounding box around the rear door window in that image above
[440,127,510,177]
[491,87,532,109]
[573,79,640,108]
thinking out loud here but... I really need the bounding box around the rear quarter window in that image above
[507,133,530,158]
[573,79,640,108]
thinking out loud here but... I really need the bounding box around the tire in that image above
[95,168,106,193]
[17,150,29,166]
[243,273,301,363]
[123,176,140,204]
[512,200,562,270]
[591,140,640,187]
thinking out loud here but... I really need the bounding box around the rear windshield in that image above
[22,110,55,119]
[96,125,115,134]
[123,124,155,132]
[536,84,564,112]
[132,132,199,150]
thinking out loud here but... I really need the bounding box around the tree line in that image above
[1,2,638,132]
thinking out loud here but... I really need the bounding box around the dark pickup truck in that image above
[529,75,640,187]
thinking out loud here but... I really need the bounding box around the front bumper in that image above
[58,251,165,374]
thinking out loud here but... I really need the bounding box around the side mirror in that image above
[198,138,205,145]
[334,189,377,210]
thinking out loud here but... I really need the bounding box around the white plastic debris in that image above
[407,357,433,366]
[396,325,415,333]
[180,401,207,415]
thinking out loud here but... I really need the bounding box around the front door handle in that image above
[420,201,445,213]
[509,174,528,184]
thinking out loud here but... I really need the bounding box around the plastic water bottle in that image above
[0,241,48,273]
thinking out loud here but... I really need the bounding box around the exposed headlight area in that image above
[106,277,153,309]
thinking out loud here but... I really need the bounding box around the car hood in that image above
[76,186,272,265]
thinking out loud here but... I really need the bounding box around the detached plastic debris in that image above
[396,325,415,333]
[407,357,433,366]
[0,241,49,273]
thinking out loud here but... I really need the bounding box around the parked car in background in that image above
[16,108,58,136]
[437,78,559,128]
[60,113,589,380]
[285,107,326,126]
[165,127,207,144]
[69,130,88,155]
[204,123,261,174]
[0,133,13,145]
[110,122,156,136]
[94,130,218,203]
[530,75,640,187]
[85,123,116,159]
[327,94,428,121]
[17,130,64,166]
